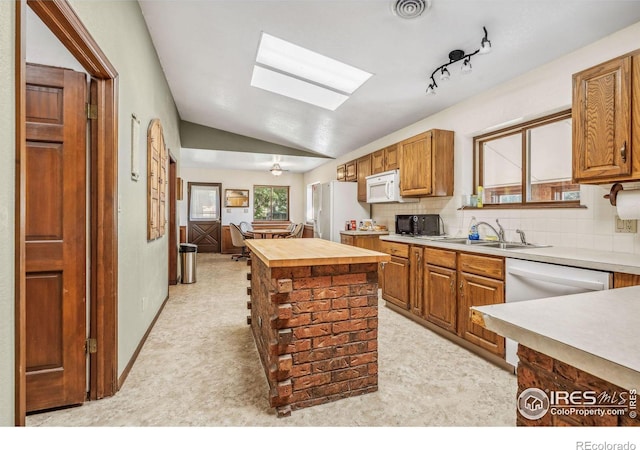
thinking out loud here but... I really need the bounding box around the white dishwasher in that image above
[505,258,611,368]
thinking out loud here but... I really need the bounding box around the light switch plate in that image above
[615,215,637,233]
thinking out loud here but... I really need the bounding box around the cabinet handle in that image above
[450,279,454,294]
[621,141,627,163]
[459,281,463,293]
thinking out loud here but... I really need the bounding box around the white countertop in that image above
[472,286,640,390]
[340,230,389,236]
[380,234,640,275]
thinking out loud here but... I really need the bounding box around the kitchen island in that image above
[245,238,390,417]
[472,287,640,426]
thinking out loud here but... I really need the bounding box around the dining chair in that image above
[239,221,253,238]
[229,223,249,260]
[285,223,304,238]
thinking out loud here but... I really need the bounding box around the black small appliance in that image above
[395,214,442,236]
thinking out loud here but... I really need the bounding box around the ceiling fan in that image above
[270,163,289,176]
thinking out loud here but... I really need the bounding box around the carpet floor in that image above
[27,253,517,427]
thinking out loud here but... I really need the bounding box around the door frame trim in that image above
[15,0,119,425]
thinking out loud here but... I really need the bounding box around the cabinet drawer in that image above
[380,241,409,258]
[458,253,504,280]
[424,247,456,269]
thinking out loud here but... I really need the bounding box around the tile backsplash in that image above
[371,183,640,255]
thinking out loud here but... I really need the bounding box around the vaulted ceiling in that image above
[138,0,640,172]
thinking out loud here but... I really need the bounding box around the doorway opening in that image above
[16,0,119,425]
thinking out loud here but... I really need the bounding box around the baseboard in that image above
[384,302,514,374]
[118,293,170,389]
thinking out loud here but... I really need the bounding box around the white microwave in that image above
[365,170,418,204]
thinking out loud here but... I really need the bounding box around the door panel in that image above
[25,64,87,412]
[187,182,222,253]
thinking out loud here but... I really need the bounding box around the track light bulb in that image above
[426,84,436,95]
[461,58,472,74]
[440,67,450,81]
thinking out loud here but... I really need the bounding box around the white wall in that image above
[0,0,16,427]
[179,167,306,227]
[68,0,181,375]
[304,20,640,255]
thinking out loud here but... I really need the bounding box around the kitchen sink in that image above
[425,237,550,250]
[474,242,550,250]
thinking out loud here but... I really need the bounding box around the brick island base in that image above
[517,345,639,426]
[248,258,379,417]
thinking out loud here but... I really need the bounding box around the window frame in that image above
[253,184,290,222]
[473,108,583,209]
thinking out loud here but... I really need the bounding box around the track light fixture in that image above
[426,27,492,95]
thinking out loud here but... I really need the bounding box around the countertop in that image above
[245,238,390,268]
[380,234,640,275]
[471,286,640,390]
[340,230,389,236]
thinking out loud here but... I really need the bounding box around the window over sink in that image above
[474,109,581,208]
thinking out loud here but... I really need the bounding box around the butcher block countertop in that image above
[245,238,390,268]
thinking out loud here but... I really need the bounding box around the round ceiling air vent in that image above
[391,0,431,19]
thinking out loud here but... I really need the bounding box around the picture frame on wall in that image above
[225,189,249,208]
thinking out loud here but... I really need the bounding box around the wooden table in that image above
[248,228,291,239]
[244,238,390,417]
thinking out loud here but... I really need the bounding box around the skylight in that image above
[251,32,372,111]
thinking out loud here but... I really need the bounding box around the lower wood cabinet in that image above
[382,255,410,310]
[382,242,506,359]
[424,264,457,333]
[409,246,423,316]
[458,271,505,357]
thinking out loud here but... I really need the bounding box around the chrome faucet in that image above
[476,219,506,242]
[516,229,527,244]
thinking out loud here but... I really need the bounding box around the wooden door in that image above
[168,157,178,285]
[409,246,423,316]
[573,56,632,182]
[336,164,346,181]
[381,256,409,309]
[385,145,399,171]
[356,155,371,202]
[345,160,357,182]
[371,149,385,174]
[187,182,222,253]
[399,131,432,196]
[25,64,87,412]
[458,272,505,357]
[424,265,457,333]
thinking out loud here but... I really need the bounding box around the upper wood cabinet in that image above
[356,154,371,202]
[573,54,633,183]
[572,49,640,185]
[398,129,454,197]
[345,160,357,182]
[371,145,400,175]
[336,164,346,181]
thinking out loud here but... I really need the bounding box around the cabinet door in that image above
[337,164,346,181]
[458,272,505,357]
[409,246,423,316]
[354,235,380,251]
[371,149,385,175]
[345,160,357,182]
[382,256,410,310]
[573,56,632,182]
[399,131,432,196]
[356,155,371,202]
[424,264,457,333]
[340,234,354,246]
[385,145,399,171]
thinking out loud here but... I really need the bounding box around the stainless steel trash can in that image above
[179,243,198,284]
